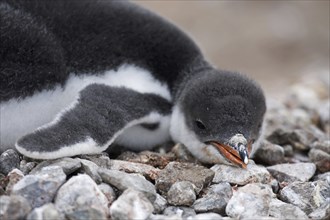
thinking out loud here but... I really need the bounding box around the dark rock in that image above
[253,141,284,165]
[27,203,64,220]
[280,180,329,214]
[79,153,111,168]
[30,158,81,175]
[98,168,156,202]
[110,188,154,220]
[193,182,232,215]
[167,181,196,206]
[12,166,66,208]
[312,140,330,154]
[153,194,167,214]
[171,143,199,163]
[0,195,31,220]
[267,162,316,183]
[19,161,37,175]
[163,206,196,219]
[55,174,109,217]
[225,183,274,218]
[268,198,308,219]
[155,162,214,196]
[0,149,20,175]
[78,159,102,183]
[5,169,24,194]
[211,162,271,185]
[309,148,330,173]
[282,145,294,157]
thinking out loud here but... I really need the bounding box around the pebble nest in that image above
[0,74,329,220]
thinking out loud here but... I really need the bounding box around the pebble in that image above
[55,174,109,218]
[312,140,330,154]
[0,149,20,175]
[313,172,330,184]
[282,144,294,157]
[163,206,196,219]
[110,188,154,220]
[280,180,329,214]
[78,159,102,183]
[253,141,284,165]
[193,182,232,215]
[30,157,81,175]
[225,183,274,218]
[0,195,31,220]
[97,183,117,205]
[155,162,214,196]
[309,148,330,173]
[308,203,330,220]
[267,162,316,183]
[19,161,37,175]
[26,203,64,220]
[79,153,111,168]
[187,213,223,220]
[5,169,24,194]
[167,181,196,206]
[12,166,66,208]
[211,162,271,185]
[98,168,156,202]
[268,198,308,219]
[65,207,107,220]
[153,193,167,213]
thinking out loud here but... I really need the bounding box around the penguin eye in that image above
[195,119,206,130]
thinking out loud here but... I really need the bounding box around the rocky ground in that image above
[0,74,329,220]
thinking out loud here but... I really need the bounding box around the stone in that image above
[98,168,156,202]
[318,100,330,133]
[148,214,183,220]
[267,162,316,183]
[253,141,284,165]
[163,206,196,219]
[280,180,329,214]
[108,159,160,180]
[153,194,167,214]
[19,161,37,175]
[0,195,31,220]
[79,153,111,168]
[78,159,102,183]
[309,149,330,173]
[30,158,81,175]
[193,182,232,215]
[97,183,117,205]
[308,203,330,220]
[110,188,154,220]
[55,174,109,217]
[313,172,330,184]
[26,203,64,220]
[225,183,274,218]
[211,162,271,185]
[5,169,24,194]
[65,207,107,220]
[312,140,330,154]
[187,213,223,220]
[170,143,199,163]
[12,166,66,208]
[282,145,294,157]
[155,162,214,196]
[268,198,308,219]
[0,149,20,175]
[167,181,196,206]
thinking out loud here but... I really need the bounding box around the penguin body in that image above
[0,0,266,166]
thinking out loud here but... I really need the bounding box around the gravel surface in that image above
[0,75,329,219]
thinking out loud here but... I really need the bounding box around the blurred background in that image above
[133,0,329,99]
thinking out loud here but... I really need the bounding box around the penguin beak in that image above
[209,134,252,169]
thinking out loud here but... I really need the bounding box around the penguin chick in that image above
[170,69,266,168]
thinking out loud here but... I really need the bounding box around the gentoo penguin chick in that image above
[0,0,266,167]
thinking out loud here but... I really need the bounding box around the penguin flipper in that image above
[16,84,172,159]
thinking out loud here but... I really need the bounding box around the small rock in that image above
[312,140,330,154]
[211,162,271,185]
[79,153,111,168]
[98,183,117,205]
[155,162,214,196]
[19,161,37,175]
[187,213,223,220]
[308,203,330,220]
[5,169,24,194]
[280,180,329,214]
[55,174,109,217]
[26,203,64,220]
[163,206,196,219]
[65,207,107,220]
[282,145,294,157]
[313,172,330,184]
[268,198,308,219]
[148,214,183,220]
[0,195,31,220]
[318,100,330,133]
[309,149,330,173]
[108,159,160,180]
[267,162,316,183]
[78,159,102,183]
[153,193,167,214]
[110,188,154,220]
[30,158,81,175]
[225,183,274,218]
[253,141,284,165]
[98,168,156,202]
[171,143,199,163]
[12,166,66,208]
[193,182,232,215]
[167,181,196,206]
[0,149,20,175]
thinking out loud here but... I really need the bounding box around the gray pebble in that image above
[12,166,66,208]
[65,207,107,220]
[309,148,330,173]
[308,203,330,220]
[78,159,102,183]
[19,161,37,175]
[312,140,330,154]
[253,140,284,165]
[153,193,167,214]
[282,145,294,157]
[30,157,81,175]
[163,206,196,219]
[211,162,271,185]
[79,153,111,168]
[267,162,316,183]
[268,198,308,219]
[167,181,196,206]
[110,188,154,220]
[97,183,117,205]
[313,172,330,184]
[0,149,20,175]
[26,203,64,220]
[5,168,24,194]
[0,195,31,220]
[187,213,223,220]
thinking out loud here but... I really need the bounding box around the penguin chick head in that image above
[170,69,266,168]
